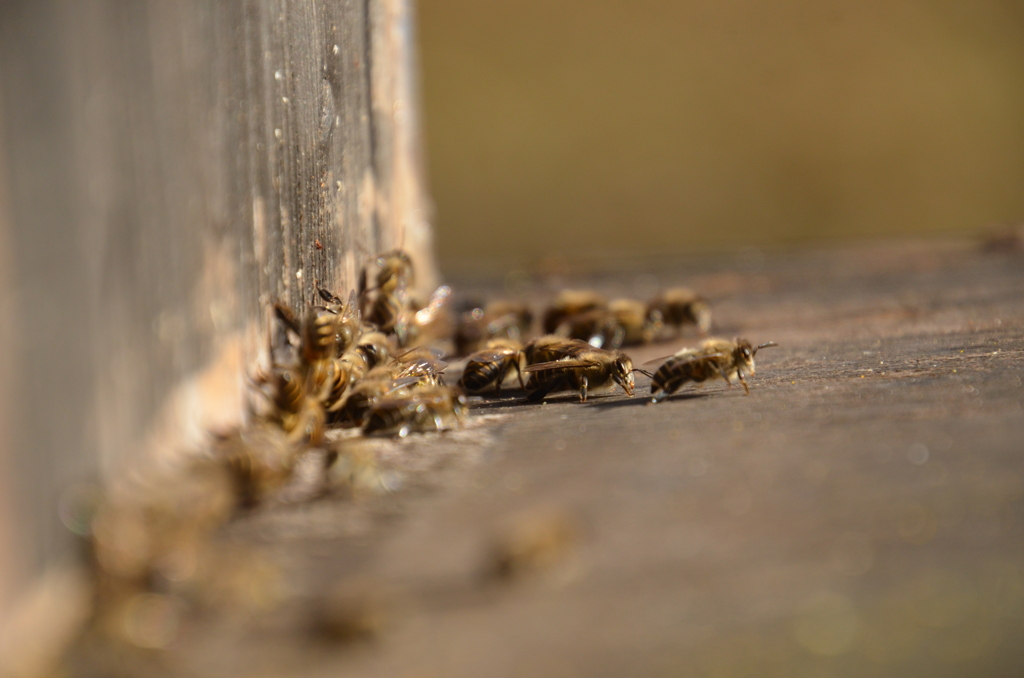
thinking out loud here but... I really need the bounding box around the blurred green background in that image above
[417,0,1024,274]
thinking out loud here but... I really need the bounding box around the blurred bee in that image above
[254,366,326,446]
[608,299,663,346]
[522,339,636,403]
[253,306,327,446]
[320,330,393,412]
[647,288,711,335]
[314,286,362,354]
[553,308,624,349]
[458,339,525,395]
[360,249,451,347]
[214,422,298,509]
[400,284,452,347]
[368,249,414,293]
[392,346,448,386]
[454,300,533,356]
[644,337,778,403]
[542,289,607,334]
[360,250,414,334]
[362,385,468,437]
[330,369,418,428]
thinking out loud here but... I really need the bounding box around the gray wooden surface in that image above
[67,241,1024,678]
[0,0,432,642]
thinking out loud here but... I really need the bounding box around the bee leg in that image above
[495,361,512,397]
[513,361,526,390]
[739,374,750,395]
[579,376,589,403]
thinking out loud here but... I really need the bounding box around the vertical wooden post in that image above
[0,0,433,663]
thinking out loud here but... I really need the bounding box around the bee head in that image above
[612,354,635,396]
[734,339,756,375]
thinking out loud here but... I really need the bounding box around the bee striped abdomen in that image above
[303,308,338,362]
[458,361,502,392]
[651,357,717,395]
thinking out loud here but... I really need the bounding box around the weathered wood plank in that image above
[0,0,433,653]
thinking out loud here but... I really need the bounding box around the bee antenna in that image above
[633,368,655,378]
[754,341,779,354]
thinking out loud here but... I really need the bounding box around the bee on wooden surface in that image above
[214,422,298,509]
[647,288,711,335]
[360,250,414,334]
[360,250,450,347]
[368,249,414,293]
[319,330,394,412]
[454,301,533,356]
[608,299,663,346]
[645,337,778,403]
[523,340,636,403]
[457,339,525,395]
[362,386,468,437]
[392,346,448,386]
[400,284,452,348]
[486,508,579,582]
[522,334,590,368]
[330,369,417,428]
[553,308,624,349]
[542,289,607,334]
[258,367,326,446]
[315,286,362,354]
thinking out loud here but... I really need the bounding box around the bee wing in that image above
[485,312,520,335]
[641,353,678,367]
[398,357,448,377]
[342,289,361,322]
[523,359,601,372]
[395,346,447,362]
[387,376,422,391]
[642,351,725,367]
[467,348,517,364]
[414,285,452,325]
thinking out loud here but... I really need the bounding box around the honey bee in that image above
[330,368,417,428]
[320,330,394,411]
[542,290,607,334]
[362,385,468,437]
[400,284,453,347]
[359,249,450,347]
[645,338,778,403]
[553,308,624,349]
[392,346,448,386]
[257,366,326,446]
[647,288,711,335]
[608,299,664,346]
[522,338,636,403]
[454,300,533,356]
[253,306,327,445]
[360,250,414,333]
[458,339,525,395]
[315,286,362,354]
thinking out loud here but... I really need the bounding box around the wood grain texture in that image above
[0,0,431,631]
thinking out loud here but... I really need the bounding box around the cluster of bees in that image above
[68,248,779,664]
[252,250,780,454]
[252,250,463,443]
[454,286,775,405]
